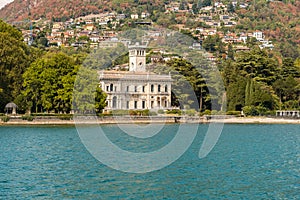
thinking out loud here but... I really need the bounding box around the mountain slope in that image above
[0,0,127,22]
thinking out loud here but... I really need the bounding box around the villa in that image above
[99,43,173,112]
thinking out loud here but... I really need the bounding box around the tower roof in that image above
[128,42,147,49]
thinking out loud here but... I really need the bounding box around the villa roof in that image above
[99,70,172,82]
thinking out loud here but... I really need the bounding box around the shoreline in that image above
[1,116,300,125]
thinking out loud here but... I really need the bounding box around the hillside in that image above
[0,0,164,22]
[0,0,299,59]
[0,0,110,22]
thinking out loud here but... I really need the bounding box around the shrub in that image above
[202,109,211,115]
[157,109,165,114]
[111,110,129,116]
[22,115,34,121]
[166,109,182,115]
[185,109,196,116]
[211,110,219,115]
[149,111,157,116]
[226,111,241,116]
[242,106,259,116]
[1,116,10,122]
[58,114,73,120]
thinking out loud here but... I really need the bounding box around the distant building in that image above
[131,14,139,19]
[253,31,264,41]
[99,43,172,111]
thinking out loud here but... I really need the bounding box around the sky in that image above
[0,0,13,9]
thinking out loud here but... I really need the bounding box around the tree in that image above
[22,52,80,113]
[234,48,279,85]
[154,58,210,111]
[202,0,211,7]
[281,58,300,78]
[192,3,199,14]
[227,3,235,13]
[0,20,31,112]
[73,66,107,114]
[273,75,299,109]
[227,43,234,60]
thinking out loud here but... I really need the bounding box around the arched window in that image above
[151,84,154,92]
[112,96,117,108]
[158,85,161,92]
[165,85,168,92]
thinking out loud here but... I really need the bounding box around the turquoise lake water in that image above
[0,124,299,199]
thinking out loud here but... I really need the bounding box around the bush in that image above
[265,110,276,116]
[201,109,211,116]
[256,106,268,116]
[157,109,165,114]
[185,109,196,116]
[58,114,73,120]
[211,110,219,115]
[242,106,259,116]
[226,111,241,116]
[149,111,157,116]
[22,115,34,121]
[1,116,10,122]
[128,110,151,116]
[166,109,182,115]
[111,110,129,116]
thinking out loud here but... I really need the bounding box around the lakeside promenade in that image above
[1,116,300,125]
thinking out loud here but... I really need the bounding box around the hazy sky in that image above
[0,0,13,9]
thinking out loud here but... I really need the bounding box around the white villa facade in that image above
[99,43,172,111]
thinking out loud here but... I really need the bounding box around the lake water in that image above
[0,124,299,199]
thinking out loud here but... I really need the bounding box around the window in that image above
[126,101,129,109]
[112,96,117,108]
[151,84,154,92]
[126,86,129,92]
[134,101,138,109]
[165,85,168,92]
[106,86,109,91]
[142,86,145,92]
[110,84,113,92]
[158,85,161,92]
[142,101,145,109]
[134,86,137,92]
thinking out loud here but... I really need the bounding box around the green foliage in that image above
[202,35,225,54]
[184,109,196,116]
[0,20,32,112]
[129,110,150,116]
[1,116,10,122]
[166,109,182,115]
[111,109,129,116]
[155,58,210,111]
[58,114,73,120]
[22,52,78,114]
[157,109,165,114]
[201,109,211,115]
[273,75,299,109]
[242,106,259,116]
[226,111,241,116]
[22,115,34,121]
